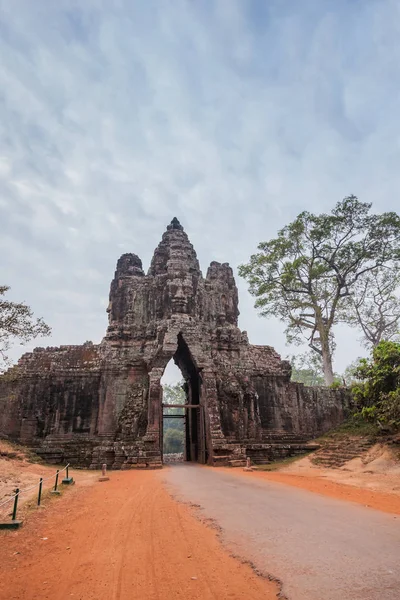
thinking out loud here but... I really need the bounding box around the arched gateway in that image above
[0,219,348,468]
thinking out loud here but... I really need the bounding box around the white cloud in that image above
[1,0,400,373]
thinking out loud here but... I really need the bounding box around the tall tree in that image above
[0,286,51,370]
[290,351,342,386]
[342,268,400,348]
[162,381,186,411]
[290,352,326,386]
[239,196,400,384]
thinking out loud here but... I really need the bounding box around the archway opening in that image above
[161,361,185,462]
[161,334,207,464]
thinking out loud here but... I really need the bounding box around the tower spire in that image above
[167,217,183,231]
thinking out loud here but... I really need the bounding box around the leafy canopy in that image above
[290,352,341,386]
[0,286,51,370]
[239,196,400,384]
[162,381,186,411]
[162,381,185,454]
[352,341,400,430]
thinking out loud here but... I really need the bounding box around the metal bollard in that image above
[0,488,22,529]
[51,470,61,495]
[38,478,43,506]
[62,464,74,485]
[12,489,19,521]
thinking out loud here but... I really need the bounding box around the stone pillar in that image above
[97,372,118,436]
[19,418,37,445]
[144,367,164,444]
[201,369,225,462]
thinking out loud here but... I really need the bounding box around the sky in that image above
[1,0,400,382]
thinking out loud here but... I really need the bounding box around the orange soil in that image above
[0,470,278,600]
[223,468,400,516]
[0,441,98,520]
[0,445,63,512]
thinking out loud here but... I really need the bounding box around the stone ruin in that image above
[0,219,348,468]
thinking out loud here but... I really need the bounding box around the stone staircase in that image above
[212,443,247,467]
[243,431,318,465]
[311,436,375,469]
[260,431,311,444]
[211,433,320,466]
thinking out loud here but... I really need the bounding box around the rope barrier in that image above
[0,463,70,509]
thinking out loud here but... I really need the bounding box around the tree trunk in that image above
[321,337,334,386]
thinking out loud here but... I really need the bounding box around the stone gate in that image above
[0,219,348,468]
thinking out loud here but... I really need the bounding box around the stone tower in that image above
[0,219,348,467]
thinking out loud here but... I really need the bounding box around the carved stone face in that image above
[167,276,195,314]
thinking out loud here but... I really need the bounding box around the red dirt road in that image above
[0,470,278,600]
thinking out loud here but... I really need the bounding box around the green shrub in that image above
[329,380,342,390]
[351,340,400,430]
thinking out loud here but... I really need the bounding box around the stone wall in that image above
[0,219,349,468]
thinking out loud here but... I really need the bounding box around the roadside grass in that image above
[0,484,71,536]
[254,452,311,471]
[314,417,379,443]
[252,417,382,472]
[0,439,44,464]
[0,439,81,531]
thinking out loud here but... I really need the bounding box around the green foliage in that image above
[162,381,186,409]
[239,196,400,385]
[329,380,342,390]
[290,351,342,386]
[360,406,377,421]
[0,285,51,371]
[342,359,363,386]
[291,366,325,386]
[378,389,400,426]
[163,428,184,454]
[162,381,185,454]
[351,340,400,430]
[315,414,379,440]
[254,452,311,471]
[290,352,325,386]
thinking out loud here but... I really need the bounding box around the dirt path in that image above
[0,469,278,600]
